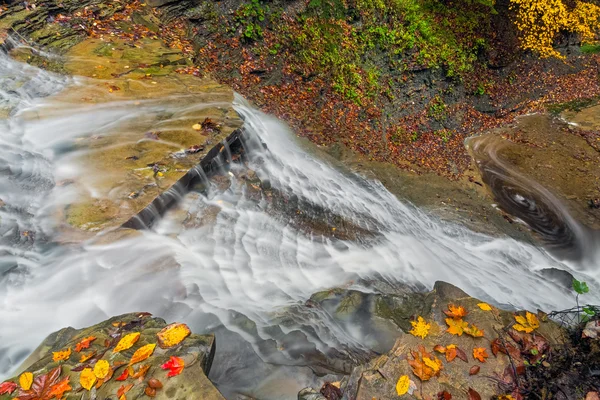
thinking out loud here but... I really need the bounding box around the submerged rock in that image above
[0,312,224,400]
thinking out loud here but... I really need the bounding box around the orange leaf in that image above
[408,345,442,381]
[52,348,72,362]
[157,323,191,349]
[48,376,72,399]
[433,345,446,354]
[75,336,97,352]
[444,304,468,319]
[161,356,185,377]
[445,318,468,336]
[129,344,155,365]
[132,364,151,379]
[446,347,457,362]
[117,383,134,397]
[473,347,489,362]
[113,333,141,353]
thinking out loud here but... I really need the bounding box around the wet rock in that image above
[3,312,224,400]
[301,281,569,400]
[298,387,327,400]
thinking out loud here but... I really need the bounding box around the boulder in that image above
[0,312,224,400]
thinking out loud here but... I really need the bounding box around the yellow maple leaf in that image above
[129,344,156,365]
[513,311,539,333]
[80,368,96,391]
[157,323,191,349]
[445,318,468,336]
[396,375,410,396]
[19,372,33,391]
[408,345,443,381]
[477,303,492,311]
[93,360,110,380]
[113,332,141,353]
[52,348,72,362]
[409,316,431,339]
[423,356,442,372]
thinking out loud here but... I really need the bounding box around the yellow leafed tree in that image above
[509,0,600,58]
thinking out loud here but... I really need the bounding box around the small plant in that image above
[235,0,269,41]
[475,84,486,96]
[427,95,447,121]
[572,278,594,323]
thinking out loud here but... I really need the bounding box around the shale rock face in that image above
[0,312,224,400]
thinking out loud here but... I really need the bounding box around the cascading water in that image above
[0,50,599,399]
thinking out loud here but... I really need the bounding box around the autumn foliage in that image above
[510,0,600,58]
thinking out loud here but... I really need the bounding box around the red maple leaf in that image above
[160,356,184,377]
[18,366,62,400]
[0,381,18,395]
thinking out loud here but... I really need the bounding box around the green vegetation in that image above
[581,43,600,54]
[547,96,600,114]
[228,0,496,103]
[234,0,269,41]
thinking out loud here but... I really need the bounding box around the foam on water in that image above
[0,51,599,398]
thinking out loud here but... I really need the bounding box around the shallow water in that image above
[0,51,599,398]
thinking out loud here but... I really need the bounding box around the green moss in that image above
[581,44,600,54]
[547,96,600,115]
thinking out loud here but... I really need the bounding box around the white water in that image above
[0,51,599,398]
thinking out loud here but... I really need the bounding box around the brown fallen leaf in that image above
[117,383,134,397]
[468,388,482,400]
[469,365,480,375]
[455,347,468,362]
[408,345,442,381]
[437,390,452,399]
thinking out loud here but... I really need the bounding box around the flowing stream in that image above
[0,50,599,398]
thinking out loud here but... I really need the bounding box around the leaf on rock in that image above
[129,344,156,365]
[473,348,489,362]
[455,346,468,363]
[80,352,95,363]
[157,323,191,349]
[93,360,110,380]
[513,312,539,333]
[17,366,62,400]
[464,323,484,338]
[444,304,468,319]
[113,332,141,353]
[19,372,33,391]
[408,345,442,381]
[477,303,492,311]
[445,344,457,362]
[438,390,452,400]
[80,368,96,391]
[52,348,71,362]
[445,318,468,336]
[396,375,410,396]
[192,123,202,131]
[132,364,151,379]
[433,345,446,354]
[468,388,482,400]
[469,365,480,375]
[115,368,130,381]
[409,316,431,339]
[117,383,134,397]
[48,377,71,399]
[161,356,185,377]
[491,338,502,356]
[0,381,17,395]
[75,336,97,352]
